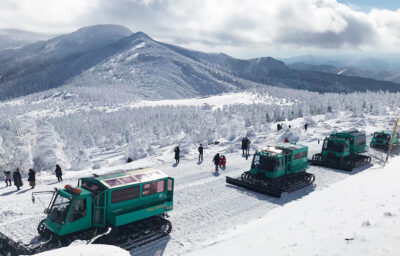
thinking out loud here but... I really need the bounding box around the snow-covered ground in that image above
[0,108,399,256]
[189,156,400,256]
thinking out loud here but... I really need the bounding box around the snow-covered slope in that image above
[1,25,400,100]
[190,156,400,256]
[0,29,53,51]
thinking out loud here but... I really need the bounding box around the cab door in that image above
[93,190,107,227]
[65,196,92,235]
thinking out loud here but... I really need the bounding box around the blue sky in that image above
[338,0,399,11]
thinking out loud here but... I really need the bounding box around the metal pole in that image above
[386,117,400,162]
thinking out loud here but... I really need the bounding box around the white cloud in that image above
[0,0,399,57]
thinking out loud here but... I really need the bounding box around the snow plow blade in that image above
[225,176,282,198]
[0,232,34,256]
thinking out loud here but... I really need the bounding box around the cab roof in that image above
[260,144,307,156]
[91,168,169,189]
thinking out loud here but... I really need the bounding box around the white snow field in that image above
[0,99,399,256]
[190,156,400,256]
[35,243,129,256]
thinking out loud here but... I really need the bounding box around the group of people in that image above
[2,164,63,191]
[277,123,309,132]
[174,144,227,171]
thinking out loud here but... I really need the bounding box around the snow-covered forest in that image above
[0,86,399,176]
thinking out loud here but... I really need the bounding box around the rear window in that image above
[111,186,140,204]
[142,180,166,196]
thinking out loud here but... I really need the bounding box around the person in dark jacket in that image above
[241,138,246,155]
[55,164,63,182]
[28,168,36,189]
[174,146,180,164]
[4,171,12,186]
[245,137,251,159]
[304,123,308,132]
[13,168,23,190]
[198,144,203,162]
[213,153,220,171]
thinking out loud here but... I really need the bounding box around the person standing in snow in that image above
[4,171,12,186]
[198,144,203,162]
[28,168,36,189]
[304,123,308,132]
[13,168,23,190]
[245,137,251,159]
[284,137,289,143]
[55,164,63,182]
[174,146,180,164]
[213,153,220,171]
[241,138,246,155]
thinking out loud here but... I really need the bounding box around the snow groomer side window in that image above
[111,186,140,204]
[142,180,166,196]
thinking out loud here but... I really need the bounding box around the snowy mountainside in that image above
[66,32,253,99]
[1,24,400,100]
[0,25,133,99]
[0,29,54,51]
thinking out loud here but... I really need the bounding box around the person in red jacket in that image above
[219,155,226,168]
[284,137,289,143]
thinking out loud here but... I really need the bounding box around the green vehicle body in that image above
[311,129,371,171]
[250,143,309,179]
[44,168,174,237]
[370,130,400,150]
[322,130,368,157]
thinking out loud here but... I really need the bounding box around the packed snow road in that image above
[0,112,396,256]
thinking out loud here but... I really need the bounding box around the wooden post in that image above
[386,117,400,162]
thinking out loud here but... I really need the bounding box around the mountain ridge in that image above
[0,24,400,100]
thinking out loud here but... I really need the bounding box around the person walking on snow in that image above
[13,168,23,190]
[28,168,36,189]
[4,171,11,186]
[174,146,180,164]
[55,164,63,182]
[284,137,289,143]
[304,123,308,132]
[213,153,220,171]
[241,138,246,155]
[245,137,251,159]
[198,144,203,162]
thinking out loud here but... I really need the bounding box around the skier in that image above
[213,153,220,171]
[304,123,308,132]
[13,168,23,190]
[284,137,289,143]
[198,144,203,162]
[245,137,251,159]
[4,171,11,186]
[241,138,246,155]
[55,164,63,182]
[174,146,180,164]
[28,168,36,189]
[219,155,226,168]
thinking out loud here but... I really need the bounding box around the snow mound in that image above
[33,244,130,256]
[278,129,300,143]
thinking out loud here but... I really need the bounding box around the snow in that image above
[0,106,399,256]
[34,243,129,256]
[190,157,400,256]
